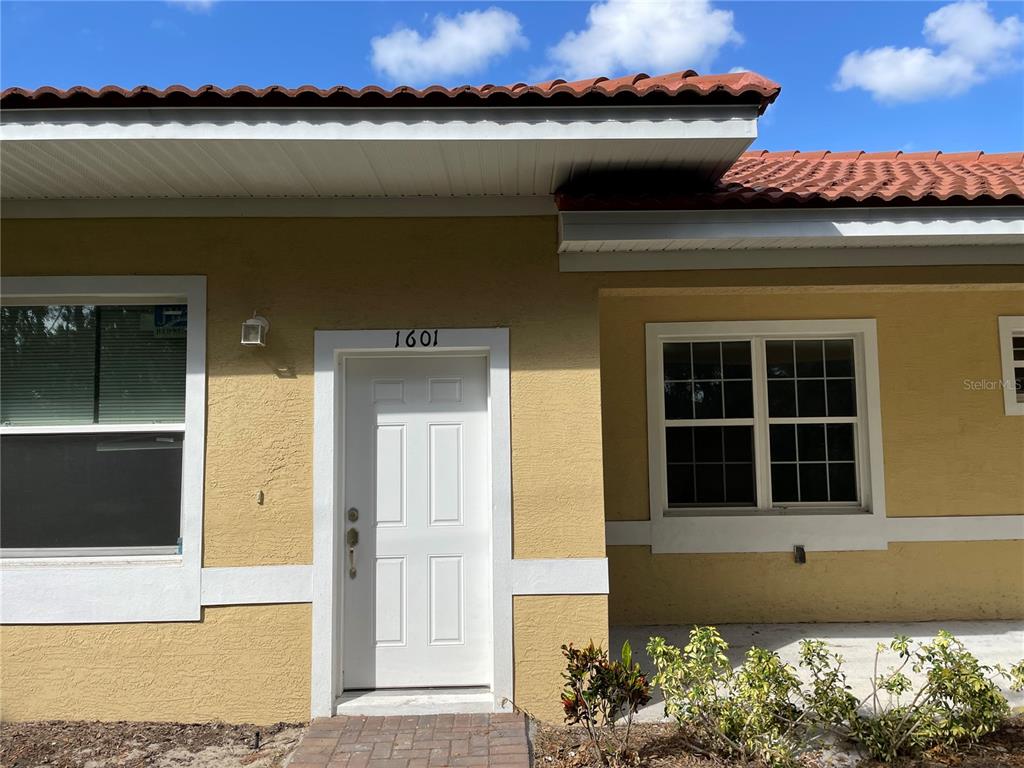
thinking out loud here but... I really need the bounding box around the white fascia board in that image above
[0,105,759,143]
[559,207,1024,251]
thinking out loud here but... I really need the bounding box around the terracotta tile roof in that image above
[556,150,1024,209]
[0,70,780,113]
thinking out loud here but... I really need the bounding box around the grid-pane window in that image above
[664,341,755,507]
[661,332,865,513]
[1014,334,1024,405]
[0,303,188,554]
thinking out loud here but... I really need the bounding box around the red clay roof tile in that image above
[556,150,1024,209]
[0,69,781,113]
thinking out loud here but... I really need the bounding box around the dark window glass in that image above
[692,380,723,419]
[797,424,826,461]
[724,380,753,418]
[721,342,752,378]
[768,380,797,417]
[795,340,824,378]
[665,381,693,420]
[666,426,756,507]
[771,464,799,502]
[828,463,858,501]
[667,465,696,505]
[666,427,694,463]
[797,380,827,417]
[1016,367,1024,403]
[826,424,856,461]
[692,342,722,379]
[799,463,829,502]
[825,339,855,376]
[827,379,857,417]
[769,424,796,461]
[1012,335,1024,362]
[0,433,182,549]
[664,343,692,380]
[765,340,794,378]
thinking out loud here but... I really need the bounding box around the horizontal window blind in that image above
[1,304,186,426]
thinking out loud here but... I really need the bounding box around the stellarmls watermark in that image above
[963,378,1021,392]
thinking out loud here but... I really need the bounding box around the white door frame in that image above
[312,328,512,717]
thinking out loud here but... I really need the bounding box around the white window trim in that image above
[0,275,206,623]
[646,320,887,553]
[998,316,1024,416]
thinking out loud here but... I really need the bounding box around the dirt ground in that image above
[0,720,305,768]
[533,715,1024,768]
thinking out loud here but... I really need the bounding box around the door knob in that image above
[346,527,359,579]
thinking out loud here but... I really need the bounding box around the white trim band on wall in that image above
[606,516,1024,550]
[510,558,609,595]
[200,565,313,606]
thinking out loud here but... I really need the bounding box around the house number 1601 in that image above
[394,329,439,348]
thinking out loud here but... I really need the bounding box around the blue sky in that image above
[2,0,1022,152]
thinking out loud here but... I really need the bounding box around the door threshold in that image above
[335,687,496,716]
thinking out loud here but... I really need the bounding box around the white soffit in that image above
[0,106,758,202]
[558,207,1024,270]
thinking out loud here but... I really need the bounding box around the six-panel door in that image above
[342,355,491,689]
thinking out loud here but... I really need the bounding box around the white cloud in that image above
[167,0,215,13]
[546,0,741,81]
[370,8,527,85]
[836,0,1022,103]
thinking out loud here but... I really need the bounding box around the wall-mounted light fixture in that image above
[241,313,270,347]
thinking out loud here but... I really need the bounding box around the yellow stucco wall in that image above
[2,217,1023,722]
[0,605,311,724]
[513,595,609,722]
[601,285,1024,624]
[609,541,1024,624]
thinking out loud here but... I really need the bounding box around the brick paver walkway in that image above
[287,713,531,768]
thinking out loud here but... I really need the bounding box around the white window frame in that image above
[646,320,887,553]
[998,316,1024,416]
[0,276,206,623]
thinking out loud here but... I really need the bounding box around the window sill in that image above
[0,553,183,569]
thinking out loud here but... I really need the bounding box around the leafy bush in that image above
[803,631,1024,763]
[647,628,808,767]
[560,639,652,767]
[647,627,1024,766]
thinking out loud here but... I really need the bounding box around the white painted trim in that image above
[510,558,609,595]
[998,316,1024,416]
[200,565,313,606]
[0,105,759,143]
[0,423,185,435]
[0,275,206,623]
[312,328,512,719]
[558,208,1024,262]
[559,244,1024,272]
[887,515,1024,542]
[606,515,1024,546]
[2,196,557,220]
[645,320,887,553]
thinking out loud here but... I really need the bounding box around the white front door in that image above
[342,355,492,689]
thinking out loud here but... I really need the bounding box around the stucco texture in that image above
[0,604,311,724]
[600,285,1024,625]
[513,595,609,722]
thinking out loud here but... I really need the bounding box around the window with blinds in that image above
[0,303,187,554]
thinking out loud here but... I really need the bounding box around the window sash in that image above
[0,282,201,560]
[659,333,867,515]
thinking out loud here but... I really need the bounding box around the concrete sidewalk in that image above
[612,620,1024,721]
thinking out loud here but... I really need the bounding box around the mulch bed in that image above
[533,715,1024,767]
[0,720,305,768]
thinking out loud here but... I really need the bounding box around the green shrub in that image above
[804,630,1024,763]
[647,628,807,767]
[560,639,651,767]
[647,627,1024,766]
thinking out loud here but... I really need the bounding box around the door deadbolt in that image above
[347,507,359,522]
